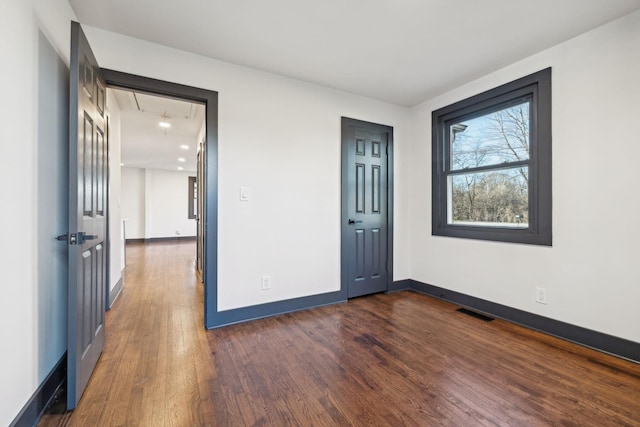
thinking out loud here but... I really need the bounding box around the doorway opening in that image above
[102,69,218,329]
[107,86,205,297]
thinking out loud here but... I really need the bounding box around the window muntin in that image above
[432,68,551,245]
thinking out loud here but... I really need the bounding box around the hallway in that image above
[40,241,640,426]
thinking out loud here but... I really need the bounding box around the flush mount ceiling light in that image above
[180,144,189,150]
[177,166,184,171]
[159,111,171,129]
[177,157,186,162]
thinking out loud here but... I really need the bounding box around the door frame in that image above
[102,69,218,328]
[340,117,394,297]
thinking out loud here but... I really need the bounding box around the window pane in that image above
[450,101,530,170]
[449,167,528,227]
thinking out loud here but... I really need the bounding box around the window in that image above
[432,68,551,245]
[188,176,197,219]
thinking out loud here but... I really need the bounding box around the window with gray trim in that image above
[432,68,552,245]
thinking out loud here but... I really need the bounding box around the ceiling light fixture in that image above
[178,157,186,162]
[177,166,184,171]
[180,145,189,150]
[159,111,171,129]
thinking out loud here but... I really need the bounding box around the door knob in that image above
[348,219,363,225]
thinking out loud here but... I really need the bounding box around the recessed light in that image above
[178,157,186,162]
[177,167,184,171]
[180,145,189,150]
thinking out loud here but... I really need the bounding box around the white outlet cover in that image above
[261,275,271,290]
[535,287,547,304]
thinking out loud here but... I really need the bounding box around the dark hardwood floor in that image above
[40,241,640,426]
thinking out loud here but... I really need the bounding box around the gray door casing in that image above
[196,141,205,281]
[341,117,394,298]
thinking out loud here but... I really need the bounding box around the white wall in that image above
[107,90,125,292]
[121,167,197,239]
[409,10,640,343]
[121,167,145,239]
[0,0,76,424]
[83,26,413,311]
[146,169,197,238]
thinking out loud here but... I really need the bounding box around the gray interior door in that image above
[67,21,107,410]
[341,118,392,298]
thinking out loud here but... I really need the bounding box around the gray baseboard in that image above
[109,276,124,309]
[10,353,66,427]
[207,290,346,329]
[403,279,640,364]
[126,236,196,244]
[388,278,412,293]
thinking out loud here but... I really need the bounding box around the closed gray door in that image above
[342,118,391,298]
[67,21,107,410]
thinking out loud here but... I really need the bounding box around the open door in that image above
[67,21,108,410]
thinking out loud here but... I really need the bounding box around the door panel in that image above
[342,118,392,298]
[68,21,107,410]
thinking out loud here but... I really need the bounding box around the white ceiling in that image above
[71,0,640,107]
[110,88,204,172]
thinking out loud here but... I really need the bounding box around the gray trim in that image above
[388,279,412,293]
[206,291,346,328]
[126,236,196,244]
[10,354,66,427]
[188,176,197,219]
[406,279,640,364]
[108,276,123,309]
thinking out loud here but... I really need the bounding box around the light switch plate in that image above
[240,186,250,201]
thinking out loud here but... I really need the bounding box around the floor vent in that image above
[456,308,494,322]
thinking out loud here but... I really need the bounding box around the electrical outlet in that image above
[535,287,547,305]
[261,275,272,290]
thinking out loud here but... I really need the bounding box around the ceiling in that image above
[71,0,640,107]
[110,88,204,173]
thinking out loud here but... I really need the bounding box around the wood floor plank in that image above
[39,241,640,426]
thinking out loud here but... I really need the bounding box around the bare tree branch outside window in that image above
[449,102,530,227]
